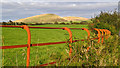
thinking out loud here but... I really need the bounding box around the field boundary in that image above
[0,25,111,67]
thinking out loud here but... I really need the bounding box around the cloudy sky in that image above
[0,0,119,22]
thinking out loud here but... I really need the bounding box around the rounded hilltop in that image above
[14,14,89,23]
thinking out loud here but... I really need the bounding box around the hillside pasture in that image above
[2,24,88,66]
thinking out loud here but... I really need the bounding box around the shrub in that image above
[20,22,26,25]
[70,21,73,24]
[2,22,7,25]
[90,22,116,35]
[80,21,88,24]
[73,22,80,24]
[90,10,120,35]
[53,34,120,66]
[35,23,43,25]
[66,23,70,25]
[54,21,58,24]
[60,22,65,24]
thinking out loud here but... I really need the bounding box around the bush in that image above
[2,22,7,25]
[90,10,120,35]
[35,23,43,25]
[53,34,120,66]
[66,23,70,25]
[60,22,65,24]
[70,21,73,24]
[90,22,116,35]
[73,22,80,24]
[19,22,26,25]
[80,21,88,24]
[54,21,58,24]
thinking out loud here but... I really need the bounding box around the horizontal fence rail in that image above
[0,37,99,49]
[0,25,82,30]
[0,25,111,67]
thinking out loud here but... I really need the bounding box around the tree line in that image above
[0,20,89,25]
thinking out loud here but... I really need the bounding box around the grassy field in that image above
[2,24,89,66]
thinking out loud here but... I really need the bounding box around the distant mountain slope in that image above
[14,14,68,23]
[14,14,89,23]
[63,16,89,21]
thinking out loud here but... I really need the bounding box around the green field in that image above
[2,24,89,66]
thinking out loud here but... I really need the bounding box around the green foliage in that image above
[54,21,58,24]
[60,22,65,24]
[70,21,73,24]
[1,21,28,25]
[93,22,116,35]
[56,34,120,66]
[90,10,120,35]
[2,22,7,25]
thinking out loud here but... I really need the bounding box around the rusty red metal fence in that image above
[0,25,111,67]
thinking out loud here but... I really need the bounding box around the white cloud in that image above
[72,4,77,7]
[1,0,120,2]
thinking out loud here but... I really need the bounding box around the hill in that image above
[14,14,89,23]
[63,16,89,21]
[14,14,68,23]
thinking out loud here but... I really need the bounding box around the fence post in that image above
[63,27,72,58]
[99,29,104,43]
[102,29,110,39]
[102,29,107,39]
[93,28,101,43]
[82,28,90,39]
[106,29,111,39]
[22,25,31,67]
[82,28,91,51]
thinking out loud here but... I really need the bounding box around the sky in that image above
[0,0,120,22]
[1,0,120,2]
